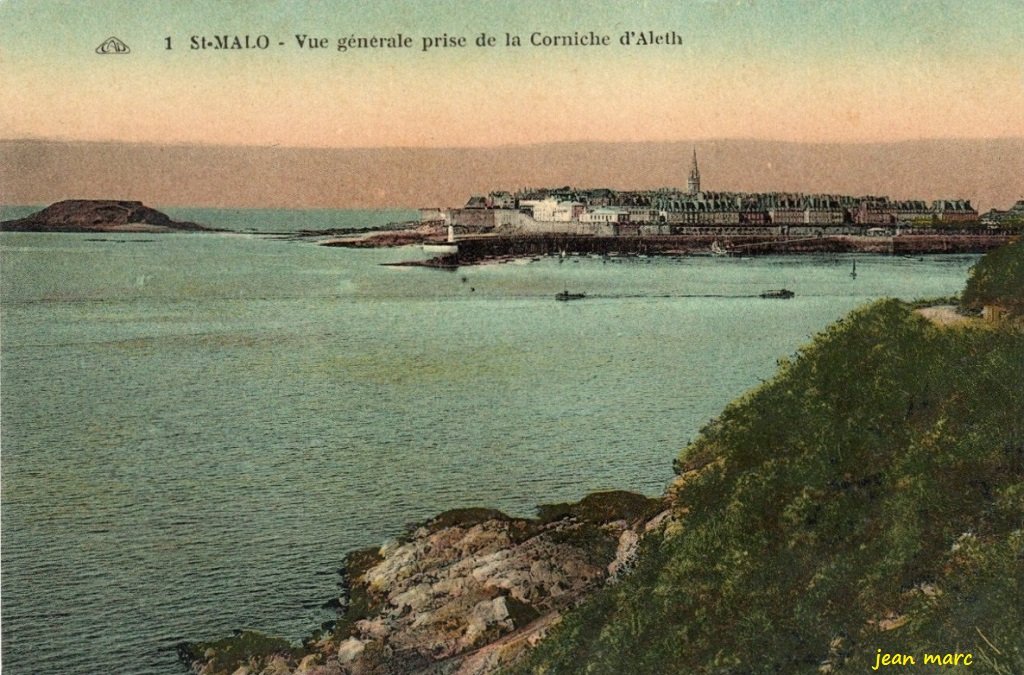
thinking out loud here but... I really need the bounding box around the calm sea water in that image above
[0,205,419,234]
[0,209,978,674]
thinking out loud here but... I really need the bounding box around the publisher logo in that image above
[96,37,130,55]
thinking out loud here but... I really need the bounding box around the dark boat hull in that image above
[759,289,795,299]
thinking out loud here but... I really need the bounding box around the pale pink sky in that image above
[2,1,1023,147]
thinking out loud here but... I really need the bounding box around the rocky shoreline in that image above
[180,491,671,675]
[173,239,1021,674]
[318,225,437,248]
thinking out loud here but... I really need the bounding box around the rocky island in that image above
[0,200,212,233]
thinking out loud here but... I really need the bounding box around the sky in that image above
[1,0,1023,148]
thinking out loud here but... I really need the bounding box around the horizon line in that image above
[3,135,1024,153]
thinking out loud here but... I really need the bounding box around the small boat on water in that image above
[759,288,795,299]
[555,290,586,301]
[710,240,729,257]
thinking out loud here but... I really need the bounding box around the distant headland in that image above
[0,200,213,233]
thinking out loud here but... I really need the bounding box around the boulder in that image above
[337,637,366,663]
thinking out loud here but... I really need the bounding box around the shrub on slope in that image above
[515,300,1024,674]
[962,236,1024,315]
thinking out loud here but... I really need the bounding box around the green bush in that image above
[537,491,664,526]
[513,298,1024,674]
[962,237,1024,314]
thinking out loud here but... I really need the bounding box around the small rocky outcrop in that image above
[0,200,210,232]
[181,492,670,675]
[319,223,443,248]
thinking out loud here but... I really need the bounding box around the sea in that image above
[0,207,980,674]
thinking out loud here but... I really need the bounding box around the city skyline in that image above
[2,1,1022,210]
[2,137,1022,211]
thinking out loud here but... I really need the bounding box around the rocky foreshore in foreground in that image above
[180,491,670,675]
[0,200,214,233]
[181,238,1024,674]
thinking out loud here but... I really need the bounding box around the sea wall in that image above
[444,209,996,239]
[445,233,1015,264]
[446,209,498,230]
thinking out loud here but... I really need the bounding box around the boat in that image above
[710,240,729,257]
[422,224,458,255]
[555,290,586,301]
[759,288,795,299]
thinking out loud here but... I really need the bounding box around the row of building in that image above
[980,199,1024,226]
[467,190,979,228]
[441,151,984,231]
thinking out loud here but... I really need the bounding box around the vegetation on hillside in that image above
[514,262,1024,673]
[962,236,1024,315]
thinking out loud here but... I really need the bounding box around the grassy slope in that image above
[515,243,1024,673]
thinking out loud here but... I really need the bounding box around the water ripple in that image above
[1,232,977,674]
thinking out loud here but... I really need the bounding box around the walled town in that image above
[422,150,1023,240]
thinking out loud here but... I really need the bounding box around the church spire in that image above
[687,146,701,195]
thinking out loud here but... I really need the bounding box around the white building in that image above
[580,207,629,224]
[531,197,585,222]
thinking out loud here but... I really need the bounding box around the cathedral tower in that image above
[687,147,701,195]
